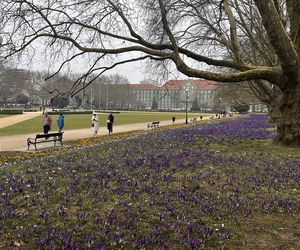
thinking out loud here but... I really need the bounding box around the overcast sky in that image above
[14,44,188,84]
[15,55,146,84]
[108,60,147,84]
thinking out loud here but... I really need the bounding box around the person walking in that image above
[91,112,99,135]
[43,112,52,137]
[107,112,114,135]
[57,113,64,132]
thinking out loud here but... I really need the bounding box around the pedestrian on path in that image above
[57,113,64,132]
[107,112,114,135]
[91,112,99,135]
[43,112,52,136]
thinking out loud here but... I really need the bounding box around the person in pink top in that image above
[43,112,52,136]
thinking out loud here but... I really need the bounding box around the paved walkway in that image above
[0,112,42,129]
[0,116,214,152]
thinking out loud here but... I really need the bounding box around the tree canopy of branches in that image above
[0,0,300,145]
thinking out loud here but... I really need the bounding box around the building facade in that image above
[0,69,219,111]
[0,68,32,104]
[129,79,218,111]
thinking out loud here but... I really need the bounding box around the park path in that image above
[0,111,42,129]
[1,116,215,152]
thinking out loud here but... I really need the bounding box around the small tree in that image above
[16,94,29,106]
[191,98,199,111]
[232,103,250,114]
[151,98,158,110]
[74,95,82,108]
[51,96,69,109]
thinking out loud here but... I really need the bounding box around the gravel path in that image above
[0,112,42,129]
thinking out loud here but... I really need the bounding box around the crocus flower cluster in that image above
[0,114,298,249]
[173,113,277,144]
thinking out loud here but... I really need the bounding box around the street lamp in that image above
[106,82,109,110]
[185,89,189,124]
[98,83,101,110]
[90,84,93,110]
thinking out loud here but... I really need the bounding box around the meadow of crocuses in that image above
[0,114,299,249]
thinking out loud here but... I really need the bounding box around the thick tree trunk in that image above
[268,94,281,124]
[276,83,300,145]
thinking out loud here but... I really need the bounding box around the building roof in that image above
[162,79,218,90]
[129,79,219,91]
[130,83,158,90]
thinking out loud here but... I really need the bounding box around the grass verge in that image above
[0,111,207,136]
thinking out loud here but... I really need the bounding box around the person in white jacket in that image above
[91,112,99,135]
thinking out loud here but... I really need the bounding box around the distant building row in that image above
[129,79,218,111]
[0,68,218,111]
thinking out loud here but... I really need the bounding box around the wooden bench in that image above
[27,132,63,151]
[147,121,160,130]
[190,117,197,123]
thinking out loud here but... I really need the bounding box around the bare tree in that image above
[0,0,300,144]
[30,70,74,107]
[215,82,256,105]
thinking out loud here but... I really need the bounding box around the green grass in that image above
[203,137,300,161]
[0,111,208,136]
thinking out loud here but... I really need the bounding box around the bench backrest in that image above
[36,132,63,139]
[152,121,159,124]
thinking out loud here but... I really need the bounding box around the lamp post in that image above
[90,84,93,110]
[106,82,109,110]
[98,83,101,110]
[185,89,189,124]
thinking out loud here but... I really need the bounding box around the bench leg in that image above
[34,144,37,151]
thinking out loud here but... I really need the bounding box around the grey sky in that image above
[15,52,147,84]
[108,60,146,83]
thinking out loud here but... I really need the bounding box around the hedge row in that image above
[48,110,120,115]
[48,111,92,115]
[0,109,23,114]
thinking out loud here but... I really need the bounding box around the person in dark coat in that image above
[107,113,114,135]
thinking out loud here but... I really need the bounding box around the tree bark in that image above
[253,0,300,145]
[276,84,300,145]
[268,94,281,124]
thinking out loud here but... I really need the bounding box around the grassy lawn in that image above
[0,114,299,248]
[0,111,208,136]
